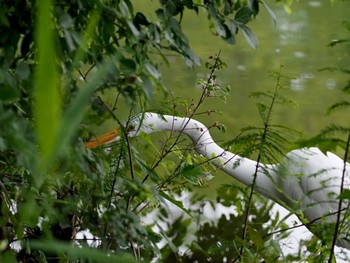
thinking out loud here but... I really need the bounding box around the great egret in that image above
[86,112,350,249]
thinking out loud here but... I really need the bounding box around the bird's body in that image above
[86,112,350,248]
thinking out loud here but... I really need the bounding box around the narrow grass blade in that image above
[29,240,136,263]
[34,0,61,173]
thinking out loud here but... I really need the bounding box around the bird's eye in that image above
[126,124,135,131]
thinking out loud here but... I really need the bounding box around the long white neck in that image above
[147,113,280,201]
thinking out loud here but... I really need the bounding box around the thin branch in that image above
[95,96,140,260]
[328,131,350,263]
[236,65,284,261]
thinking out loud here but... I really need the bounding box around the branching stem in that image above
[236,65,283,261]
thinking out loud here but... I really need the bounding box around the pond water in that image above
[151,0,350,142]
[107,1,350,190]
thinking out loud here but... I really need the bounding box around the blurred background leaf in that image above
[34,0,61,173]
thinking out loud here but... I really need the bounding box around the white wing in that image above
[277,147,350,248]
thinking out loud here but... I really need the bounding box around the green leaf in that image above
[235,7,253,24]
[0,85,19,101]
[165,1,179,16]
[73,9,101,65]
[221,24,235,44]
[247,226,264,249]
[342,20,350,31]
[120,58,137,74]
[36,8,104,173]
[127,20,140,38]
[137,157,161,181]
[328,39,349,47]
[0,251,16,263]
[59,13,74,29]
[133,12,150,28]
[54,59,114,159]
[18,191,43,227]
[248,0,259,16]
[180,163,204,185]
[28,240,136,263]
[338,189,350,200]
[15,62,30,80]
[145,62,161,79]
[237,23,258,49]
[261,0,276,26]
[228,19,238,36]
[34,0,61,172]
[327,101,350,115]
[159,191,194,219]
[343,81,350,93]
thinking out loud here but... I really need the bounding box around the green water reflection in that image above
[151,1,349,140]
[148,1,350,189]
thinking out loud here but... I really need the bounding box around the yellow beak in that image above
[85,129,119,149]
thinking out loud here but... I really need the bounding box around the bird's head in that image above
[85,113,162,149]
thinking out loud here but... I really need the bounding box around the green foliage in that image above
[28,240,136,263]
[34,0,61,169]
[204,0,271,48]
[0,0,274,262]
[155,186,290,262]
[217,66,300,261]
[1,0,348,262]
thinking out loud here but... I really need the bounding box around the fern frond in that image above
[250,91,274,100]
[327,101,350,115]
[321,124,350,136]
[343,81,350,93]
[273,93,298,108]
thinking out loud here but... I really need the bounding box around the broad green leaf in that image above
[338,189,350,200]
[237,23,258,49]
[120,58,137,74]
[18,191,43,227]
[54,59,114,158]
[36,9,103,172]
[0,251,16,263]
[248,0,259,16]
[228,19,238,37]
[235,7,253,24]
[29,240,136,263]
[34,0,61,170]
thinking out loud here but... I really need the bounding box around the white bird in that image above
[86,112,350,249]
